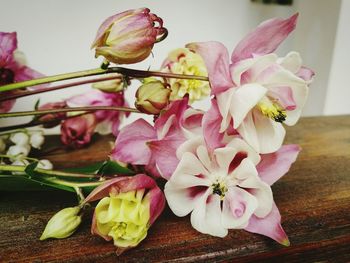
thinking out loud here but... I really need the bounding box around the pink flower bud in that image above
[60,114,96,149]
[84,174,165,255]
[38,101,67,128]
[135,80,170,114]
[91,8,167,64]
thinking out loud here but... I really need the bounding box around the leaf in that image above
[25,161,39,178]
[97,160,134,176]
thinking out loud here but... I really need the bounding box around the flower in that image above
[111,98,203,179]
[91,8,167,64]
[165,137,300,244]
[37,159,53,170]
[187,14,314,154]
[60,114,97,149]
[7,144,30,161]
[66,89,129,136]
[29,131,45,149]
[84,174,165,255]
[0,32,45,113]
[10,132,29,146]
[38,101,68,128]
[40,206,82,240]
[135,80,170,114]
[161,48,210,102]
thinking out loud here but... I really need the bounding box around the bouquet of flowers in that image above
[0,8,314,255]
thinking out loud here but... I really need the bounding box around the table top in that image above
[1,115,350,262]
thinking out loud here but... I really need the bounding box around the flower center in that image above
[0,68,15,85]
[112,222,128,238]
[211,181,228,199]
[258,97,286,123]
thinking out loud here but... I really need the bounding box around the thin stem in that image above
[0,105,140,118]
[0,75,123,103]
[0,163,106,179]
[0,66,209,93]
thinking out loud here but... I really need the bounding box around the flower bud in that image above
[40,206,82,240]
[10,132,29,146]
[92,74,125,92]
[91,8,167,64]
[135,80,170,114]
[29,131,45,149]
[84,174,165,255]
[38,101,67,128]
[7,144,30,161]
[60,114,97,149]
[37,159,53,170]
[12,159,30,175]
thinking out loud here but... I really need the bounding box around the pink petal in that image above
[231,13,298,63]
[297,66,315,81]
[148,135,185,180]
[110,119,156,164]
[147,186,166,225]
[0,91,16,113]
[186,41,234,95]
[245,202,290,246]
[85,174,157,203]
[0,32,17,66]
[14,65,47,90]
[202,99,224,150]
[268,86,297,111]
[257,144,301,185]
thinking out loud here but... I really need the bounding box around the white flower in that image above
[11,159,30,175]
[37,159,53,170]
[30,132,45,149]
[10,132,29,146]
[7,145,31,161]
[165,138,272,237]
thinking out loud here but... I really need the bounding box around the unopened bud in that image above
[40,206,82,240]
[92,74,125,92]
[135,81,170,114]
[30,132,45,149]
[37,159,53,170]
[10,132,29,146]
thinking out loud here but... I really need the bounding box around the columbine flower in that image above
[165,138,300,244]
[84,174,165,255]
[135,80,170,114]
[187,14,314,154]
[66,89,129,136]
[0,32,45,113]
[91,8,167,64]
[40,206,82,240]
[60,114,97,149]
[161,48,210,102]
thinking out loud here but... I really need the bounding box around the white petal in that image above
[216,89,235,132]
[278,51,302,73]
[190,192,228,237]
[196,145,213,172]
[176,136,204,159]
[213,147,236,173]
[226,138,261,165]
[248,183,273,218]
[222,187,258,229]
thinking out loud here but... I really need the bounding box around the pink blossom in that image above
[187,14,314,154]
[60,114,97,149]
[111,98,203,179]
[0,32,46,113]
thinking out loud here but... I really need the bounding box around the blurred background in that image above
[0,0,349,130]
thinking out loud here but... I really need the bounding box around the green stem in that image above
[0,105,140,118]
[0,163,105,179]
[0,67,209,93]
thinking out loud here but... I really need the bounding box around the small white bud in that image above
[37,159,53,170]
[11,159,30,175]
[10,132,29,146]
[30,132,45,149]
[7,145,31,161]
[40,206,82,240]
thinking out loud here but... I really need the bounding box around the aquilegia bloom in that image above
[187,14,314,154]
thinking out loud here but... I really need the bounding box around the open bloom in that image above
[111,98,203,179]
[0,32,45,113]
[161,48,210,102]
[92,8,167,64]
[165,137,300,244]
[187,14,314,153]
[84,174,165,255]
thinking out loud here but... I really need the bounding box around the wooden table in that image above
[1,115,350,262]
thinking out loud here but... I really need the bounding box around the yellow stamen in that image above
[258,98,286,123]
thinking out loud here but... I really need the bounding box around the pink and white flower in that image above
[165,137,300,244]
[0,32,45,113]
[187,14,314,154]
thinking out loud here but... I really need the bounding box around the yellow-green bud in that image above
[135,80,170,114]
[40,206,82,240]
[92,74,124,92]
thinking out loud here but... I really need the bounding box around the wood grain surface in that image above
[1,115,350,262]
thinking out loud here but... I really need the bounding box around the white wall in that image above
[0,0,347,130]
